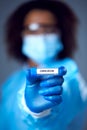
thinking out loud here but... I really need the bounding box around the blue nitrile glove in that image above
[24,67,67,113]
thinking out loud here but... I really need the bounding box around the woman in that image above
[0,0,87,130]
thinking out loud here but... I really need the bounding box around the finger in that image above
[26,69,41,85]
[58,66,67,76]
[40,77,64,88]
[39,85,63,96]
[44,95,62,104]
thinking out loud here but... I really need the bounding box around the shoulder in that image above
[57,58,79,78]
[61,58,78,70]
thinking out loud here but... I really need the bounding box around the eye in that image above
[46,27,57,33]
[29,23,40,31]
[22,23,41,35]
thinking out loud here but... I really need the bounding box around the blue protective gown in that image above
[0,58,87,130]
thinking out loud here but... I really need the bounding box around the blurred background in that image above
[0,0,87,86]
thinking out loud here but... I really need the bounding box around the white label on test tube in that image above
[37,68,59,75]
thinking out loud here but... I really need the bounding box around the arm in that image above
[17,67,66,118]
[17,63,87,129]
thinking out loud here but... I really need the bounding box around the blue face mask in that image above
[22,34,63,65]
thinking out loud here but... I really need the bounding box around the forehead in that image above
[24,9,57,25]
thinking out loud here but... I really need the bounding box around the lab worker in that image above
[0,0,87,130]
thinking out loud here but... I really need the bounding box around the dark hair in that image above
[5,0,78,62]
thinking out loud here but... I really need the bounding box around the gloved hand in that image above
[24,66,66,113]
